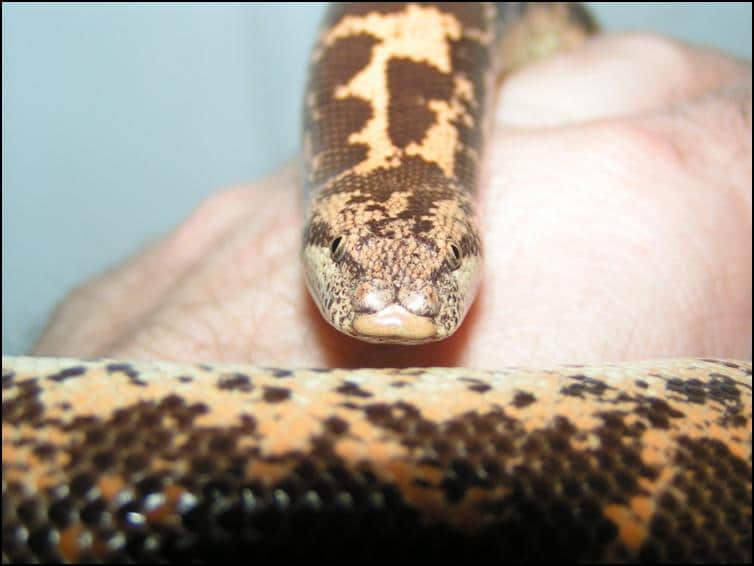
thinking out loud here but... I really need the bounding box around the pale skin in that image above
[32,34,752,369]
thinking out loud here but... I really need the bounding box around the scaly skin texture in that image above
[2,357,751,562]
[302,3,595,343]
[3,3,751,564]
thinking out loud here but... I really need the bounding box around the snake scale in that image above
[2,3,751,563]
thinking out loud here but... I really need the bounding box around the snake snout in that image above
[351,280,439,342]
[352,280,395,313]
[398,284,440,317]
[352,280,440,317]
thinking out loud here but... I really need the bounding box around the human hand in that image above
[32,34,752,369]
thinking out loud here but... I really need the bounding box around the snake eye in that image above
[330,236,345,261]
[448,242,462,270]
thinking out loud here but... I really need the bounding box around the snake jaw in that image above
[352,304,438,343]
[350,280,441,342]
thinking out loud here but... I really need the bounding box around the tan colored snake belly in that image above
[2,3,751,564]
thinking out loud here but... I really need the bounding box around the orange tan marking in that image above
[321,4,466,176]
[603,504,648,552]
[58,524,87,563]
[3,355,751,559]
[145,484,189,525]
[5,360,750,500]
[97,474,126,503]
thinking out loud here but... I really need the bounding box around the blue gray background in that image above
[3,3,752,354]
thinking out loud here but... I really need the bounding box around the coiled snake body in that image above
[3,3,751,563]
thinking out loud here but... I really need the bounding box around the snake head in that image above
[302,187,482,344]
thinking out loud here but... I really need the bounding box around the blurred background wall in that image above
[3,3,752,354]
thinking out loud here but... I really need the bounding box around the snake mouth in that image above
[352,304,438,343]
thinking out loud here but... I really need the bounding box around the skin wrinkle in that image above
[653,82,752,219]
[480,102,748,364]
[31,169,295,358]
[34,184,270,357]
[633,88,753,358]
[109,170,301,362]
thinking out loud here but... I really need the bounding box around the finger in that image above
[102,164,304,362]
[32,163,297,357]
[496,32,751,128]
[639,80,752,212]
[475,83,752,366]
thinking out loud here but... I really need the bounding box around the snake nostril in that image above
[353,281,394,313]
[399,285,440,317]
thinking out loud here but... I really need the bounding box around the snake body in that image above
[2,3,751,563]
[301,2,595,343]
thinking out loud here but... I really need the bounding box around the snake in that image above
[2,3,751,563]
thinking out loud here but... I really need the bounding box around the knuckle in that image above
[167,186,249,254]
[599,118,686,176]
[614,32,690,68]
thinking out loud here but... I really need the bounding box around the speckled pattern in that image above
[2,357,751,562]
[301,2,595,343]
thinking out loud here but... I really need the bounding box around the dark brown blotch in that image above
[106,362,148,386]
[436,2,487,29]
[706,374,743,403]
[263,386,292,403]
[386,57,453,148]
[217,373,254,393]
[106,363,138,378]
[336,381,374,398]
[306,33,376,186]
[560,375,611,399]
[323,416,350,436]
[633,398,685,429]
[448,34,490,190]
[666,378,707,404]
[311,33,378,99]
[48,366,87,382]
[3,379,45,426]
[512,391,537,408]
[270,368,294,379]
